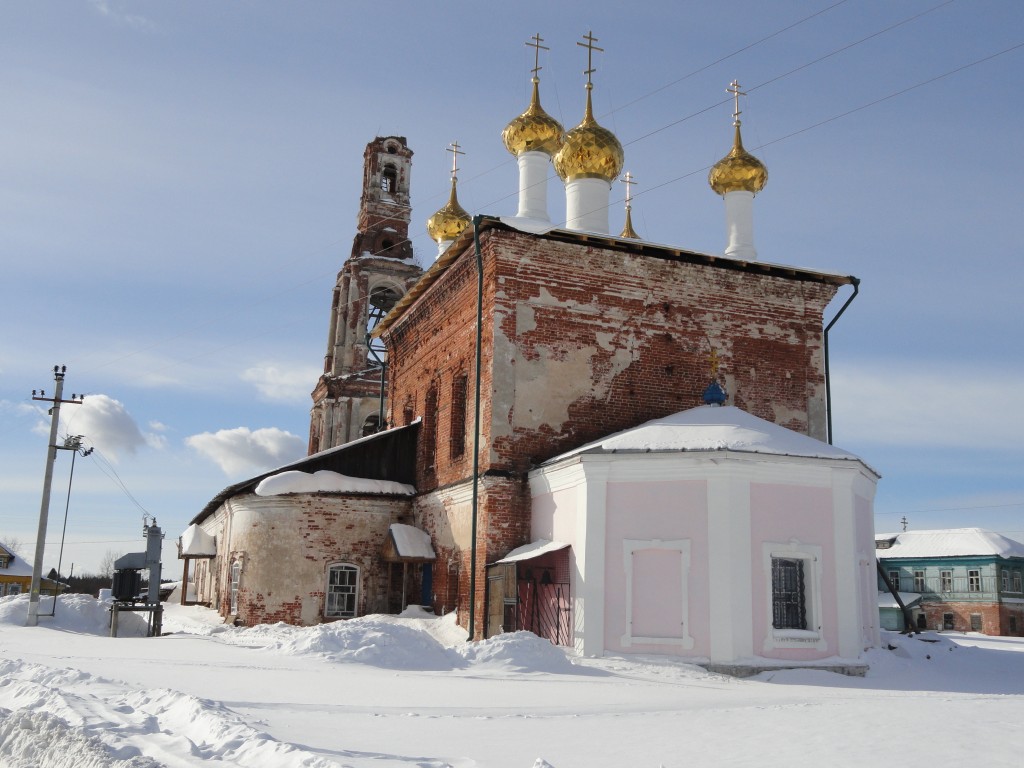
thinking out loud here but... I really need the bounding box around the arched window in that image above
[381,165,397,195]
[361,414,380,436]
[367,285,402,363]
[326,563,359,618]
[230,560,241,614]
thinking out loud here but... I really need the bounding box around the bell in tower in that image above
[309,137,423,453]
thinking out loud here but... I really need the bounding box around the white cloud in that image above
[830,361,1024,449]
[64,394,146,461]
[88,0,156,31]
[241,364,320,404]
[185,427,305,477]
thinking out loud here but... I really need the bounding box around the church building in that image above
[185,34,880,673]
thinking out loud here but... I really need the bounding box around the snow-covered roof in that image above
[495,540,570,564]
[542,405,871,468]
[876,528,1024,559]
[0,544,33,578]
[387,524,435,560]
[179,524,217,557]
[254,470,415,497]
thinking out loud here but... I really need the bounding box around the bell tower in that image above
[309,136,423,453]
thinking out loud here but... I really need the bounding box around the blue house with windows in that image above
[876,528,1024,635]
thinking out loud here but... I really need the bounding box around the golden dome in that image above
[553,86,624,184]
[502,78,564,157]
[709,123,768,196]
[426,178,471,243]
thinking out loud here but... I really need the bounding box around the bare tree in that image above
[1,537,24,556]
[98,550,123,578]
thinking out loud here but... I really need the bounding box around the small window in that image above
[772,557,807,630]
[913,570,925,592]
[361,414,380,437]
[968,569,981,592]
[888,569,901,592]
[230,561,241,614]
[940,570,953,592]
[943,612,955,630]
[326,564,359,618]
[970,613,982,632]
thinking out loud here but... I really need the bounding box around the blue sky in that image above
[2,0,1022,574]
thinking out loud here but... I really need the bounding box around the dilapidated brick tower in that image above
[309,137,423,452]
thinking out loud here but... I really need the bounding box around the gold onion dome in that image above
[502,78,564,157]
[553,87,624,183]
[426,178,471,243]
[709,123,768,196]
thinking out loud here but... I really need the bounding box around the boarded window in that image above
[772,557,807,630]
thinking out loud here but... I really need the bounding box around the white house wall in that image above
[530,451,878,666]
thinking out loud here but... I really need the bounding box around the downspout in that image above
[823,276,860,445]
[468,217,485,640]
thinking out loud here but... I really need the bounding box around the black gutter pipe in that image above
[468,216,485,639]
[823,276,860,445]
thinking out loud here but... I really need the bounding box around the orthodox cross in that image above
[708,347,721,378]
[620,171,636,208]
[727,79,746,125]
[526,33,548,79]
[577,30,603,86]
[446,141,465,181]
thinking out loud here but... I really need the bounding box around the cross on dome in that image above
[526,32,548,80]
[727,79,746,126]
[446,141,465,181]
[578,30,603,88]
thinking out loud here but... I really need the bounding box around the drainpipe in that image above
[823,276,860,445]
[468,216,485,639]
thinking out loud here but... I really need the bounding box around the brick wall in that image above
[382,223,846,634]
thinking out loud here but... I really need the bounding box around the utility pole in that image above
[27,365,84,626]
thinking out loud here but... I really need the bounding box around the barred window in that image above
[772,557,807,630]
[326,564,359,619]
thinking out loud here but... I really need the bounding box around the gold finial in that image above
[727,79,746,127]
[708,347,720,378]
[526,33,548,80]
[578,30,603,88]
[619,172,639,239]
[447,141,465,181]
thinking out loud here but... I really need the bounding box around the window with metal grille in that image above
[968,569,981,592]
[940,570,952,592]
[230,560,241,614]
[914,570,925,592]
[772,557,807,630]
[326,564,359,619]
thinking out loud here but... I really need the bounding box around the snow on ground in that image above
[2,593,1023,767]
